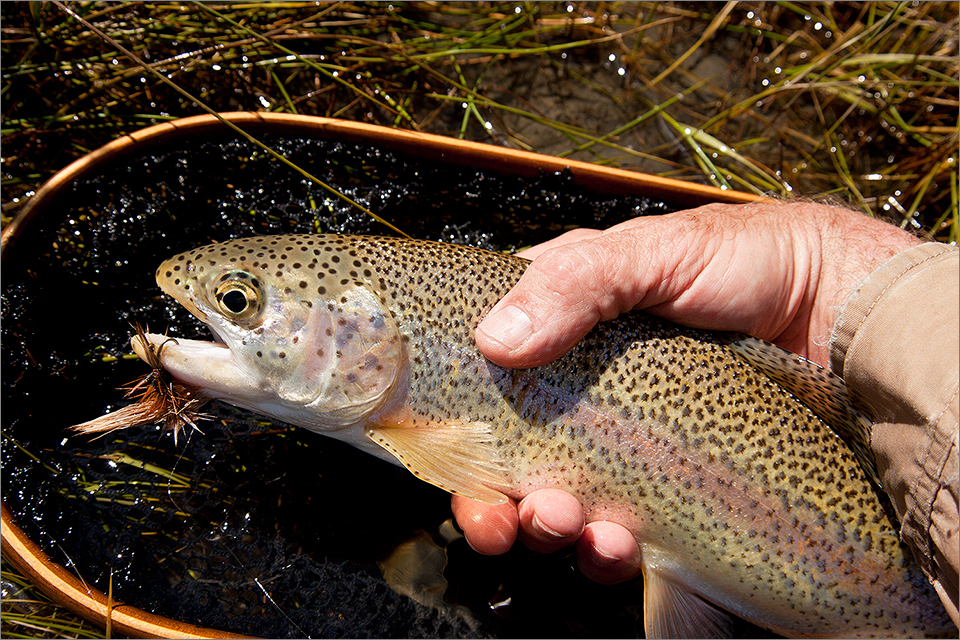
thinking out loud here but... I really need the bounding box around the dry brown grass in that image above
[2,2,957,239]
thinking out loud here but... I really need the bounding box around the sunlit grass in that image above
[2,1,956,240]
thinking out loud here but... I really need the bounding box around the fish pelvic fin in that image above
[366,421,511,505]
[642,565,733,639]
[724,334,881,488]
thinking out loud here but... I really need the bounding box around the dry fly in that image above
[71,323,210,445]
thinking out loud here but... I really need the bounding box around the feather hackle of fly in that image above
[71,323,210,445]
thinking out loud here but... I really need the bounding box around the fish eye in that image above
[214,272,262,321]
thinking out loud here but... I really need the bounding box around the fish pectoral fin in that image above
[366,421,511,505]
[642,565,733,639]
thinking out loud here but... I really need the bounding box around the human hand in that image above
[458,201,922,583]
[450,489,642,584]
[478,201,921,369]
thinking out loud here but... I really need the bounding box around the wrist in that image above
[808,204,922,364]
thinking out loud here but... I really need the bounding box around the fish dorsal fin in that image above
[724,335,881,488]
[366,421,511,505]
[642,565,733,638]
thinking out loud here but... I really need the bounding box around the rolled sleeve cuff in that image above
[829,242,959,626]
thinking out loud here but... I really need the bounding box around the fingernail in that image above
[589,542,622,566]
[532,513,566,540]
[478,305,533,350]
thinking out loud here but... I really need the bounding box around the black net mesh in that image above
[2,132,680,638]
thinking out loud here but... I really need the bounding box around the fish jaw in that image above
[131,332,279,412]
[130,332,407,464]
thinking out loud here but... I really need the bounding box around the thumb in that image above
[476,235,636,368]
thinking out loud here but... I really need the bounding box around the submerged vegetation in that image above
[1,2,957,637]
[0,557,105,640]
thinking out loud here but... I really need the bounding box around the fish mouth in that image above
[131,332,243,399]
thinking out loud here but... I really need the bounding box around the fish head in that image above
[137,235,403,432]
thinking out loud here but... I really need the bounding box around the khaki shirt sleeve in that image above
[830,242,959,627]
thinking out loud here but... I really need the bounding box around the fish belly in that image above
[497,378,947,638]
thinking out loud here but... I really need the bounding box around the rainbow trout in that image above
[133,234,952,638]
